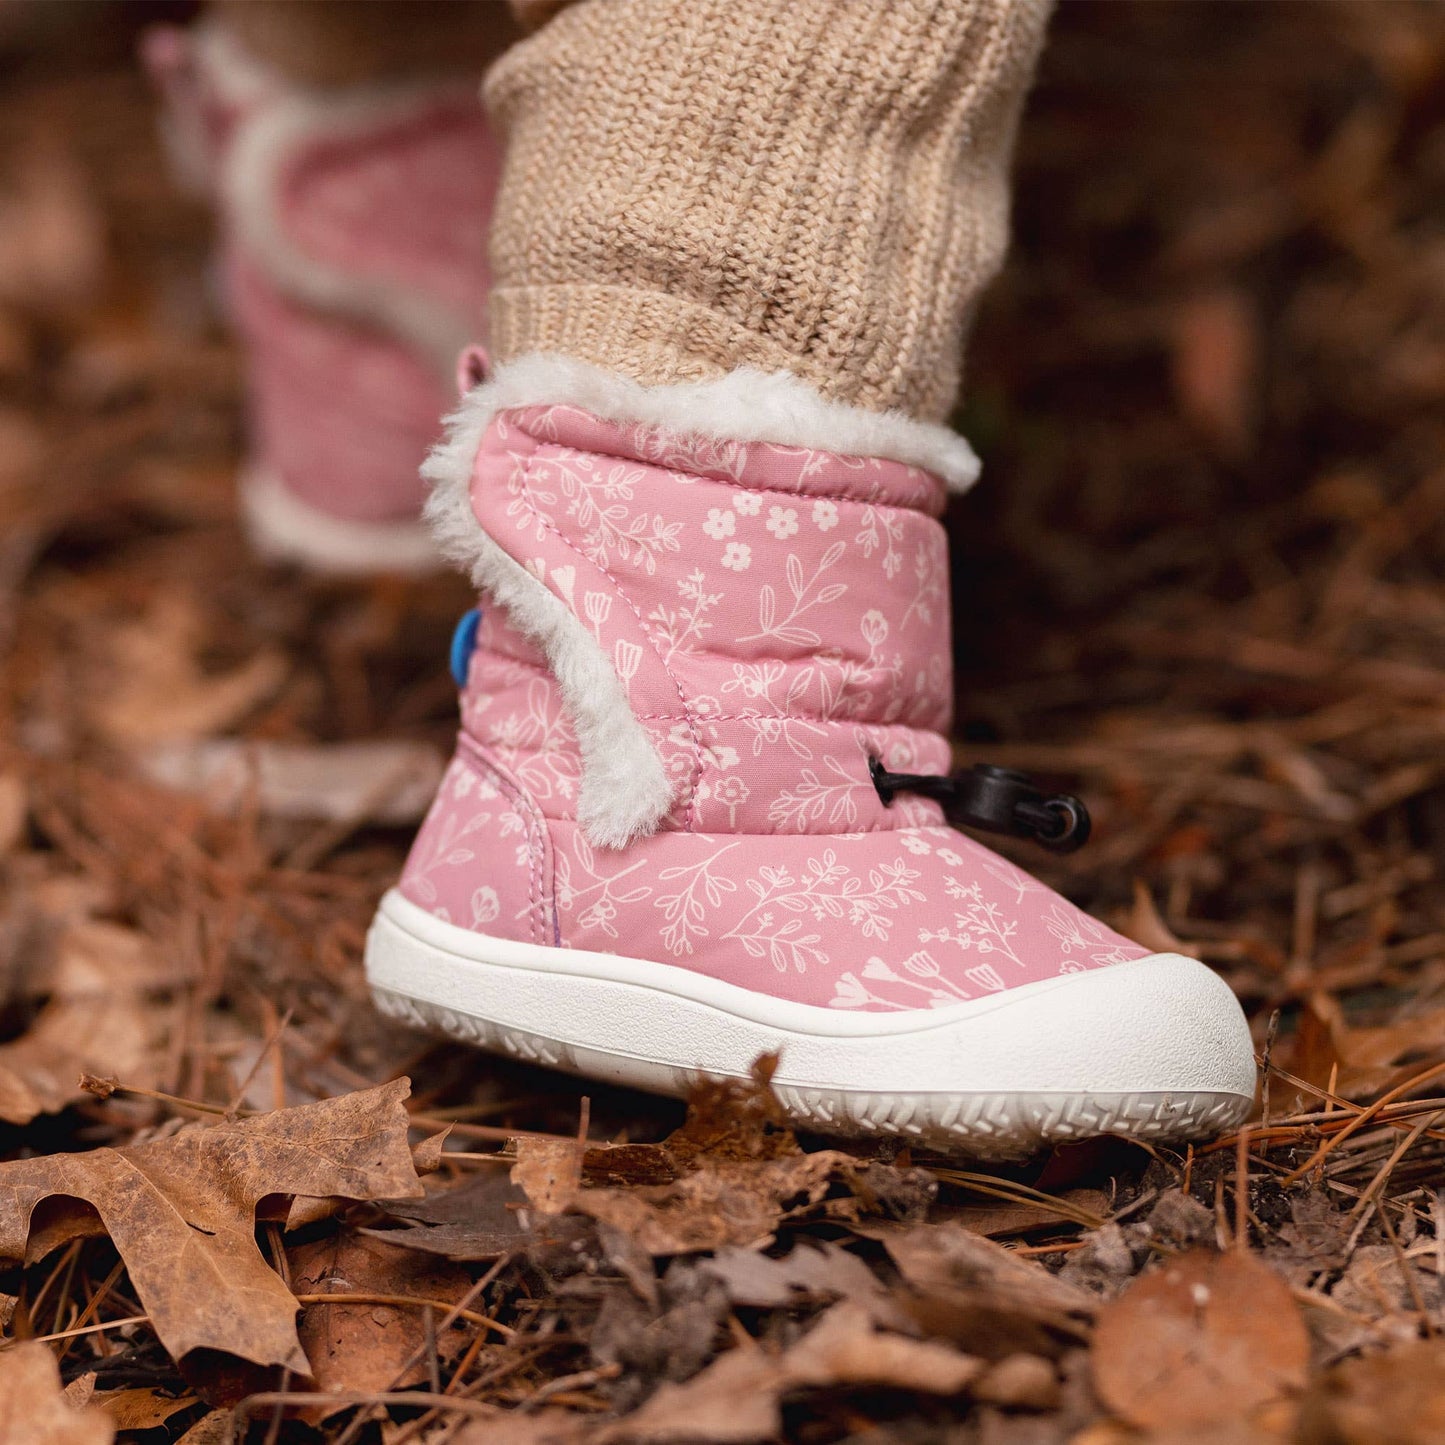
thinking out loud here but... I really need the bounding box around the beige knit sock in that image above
[485,0,1051,424]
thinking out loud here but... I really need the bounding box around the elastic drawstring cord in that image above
[869,757,1091,853]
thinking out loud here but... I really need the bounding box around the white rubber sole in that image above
[239,462,440,576]
[365,890,1256,1156]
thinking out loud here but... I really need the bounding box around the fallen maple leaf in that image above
[0,1079,424,1370]
[1091,1249,1309,1433]
[0,1341,114,1445]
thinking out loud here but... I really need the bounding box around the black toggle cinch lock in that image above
[869,757,1091,854]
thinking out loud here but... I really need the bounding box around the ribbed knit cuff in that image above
[484,0,1051,423]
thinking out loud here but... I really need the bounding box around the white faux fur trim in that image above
[188,21,286,110]
[422,353,978,850]
[452,353,982,494]
[422,374,675,850]
[239,462,441,576]
[220,64,479,377]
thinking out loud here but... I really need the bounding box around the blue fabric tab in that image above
[449,607,482,689]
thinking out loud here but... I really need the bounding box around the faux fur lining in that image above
[422,353,977,850]
[216,43,480,376]
[422,370,675,850]
[445,352,982,494]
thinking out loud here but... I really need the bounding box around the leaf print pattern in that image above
[399,402,1153,1012]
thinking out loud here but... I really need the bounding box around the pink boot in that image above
[365,357,1255,1155]
[144,23,500,573]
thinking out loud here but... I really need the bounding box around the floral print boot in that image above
[366,355,1256,1156]
[144,22,500,573]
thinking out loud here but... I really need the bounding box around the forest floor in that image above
[3,3,1445,1442]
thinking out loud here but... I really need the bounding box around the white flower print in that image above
[828,949,974,1010]
[812,499,839,531]
[703,774,750,826]
[978,850,1043,905]
[920,876,1025,968]
[486,675,582,803]
[733,491,764,516]
[900,833,932,855]
[654,845,741,955]
[721,542,752,571]
[512,453,683,575]
[937,848,963,866]
[702,507,736,540]
[765,505,800,540]
[768,756,863,830]
[855,504,905,579]
[740,542,847,648]
[647,567,723,662]
[471,886,500,926]
[1042,903,1137,968]
[722,850,925,972]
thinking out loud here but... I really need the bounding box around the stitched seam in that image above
[456,733,549,946]
[503,430,707,829]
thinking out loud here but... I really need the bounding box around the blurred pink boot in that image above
[364,356,1256,1156]
[145,21,500,573]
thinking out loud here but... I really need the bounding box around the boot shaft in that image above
[445,385,967,842]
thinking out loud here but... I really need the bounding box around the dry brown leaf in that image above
[140,738,446,824]
[0,141,104,311]
[173,1413,232,1445]
[366,1165,528,1260]
[1091,1249,1309,1432]
[0,1342,114,1445]
[91,1390,198,1431]
[1299,1337,1445,1444]
[698,1240,907,1327]
[584,1150,929,1254]
[510,1071,932,1254]
[972,1353,1059,1411]
[0,770,27,853]
[291,1231,473,1419]
[87,596,286,747]
[0,921,183,1125]
[0,1079,423,1370]
[453,1302,986,1445]
[512,1062,933,1254]
[867,1221,1094,1358]
[596,1302,983,1444]
[1122,882,1195,957]
[511,1137,584,1216]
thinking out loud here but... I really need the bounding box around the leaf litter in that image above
[5,4,1445,1442]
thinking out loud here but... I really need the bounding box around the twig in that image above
[3,1313,149,1348]
[1282,1060,1445,1184]
[292,1293,513,1335]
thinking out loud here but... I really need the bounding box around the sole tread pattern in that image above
[371,986,1246,1157]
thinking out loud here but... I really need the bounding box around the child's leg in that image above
[146,2,515,572]
[485,0,1050,421]
[369,0,1257,1155]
